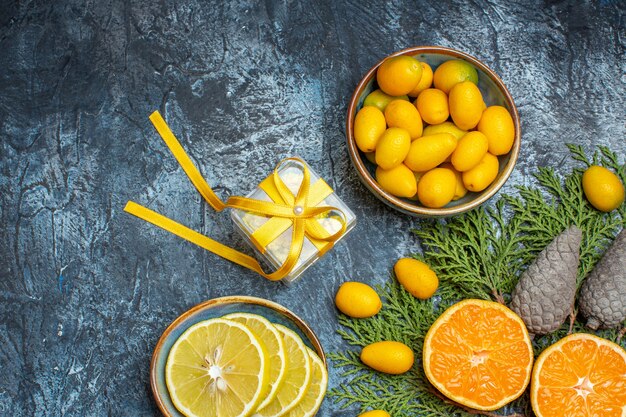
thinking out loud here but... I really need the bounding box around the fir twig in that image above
[566,143,591,167]
[412,202,527,302]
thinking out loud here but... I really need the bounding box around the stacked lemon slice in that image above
[165,313,327,417]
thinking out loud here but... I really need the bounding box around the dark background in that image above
[1,0,624,415]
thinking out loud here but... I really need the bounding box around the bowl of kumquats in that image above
[346,46,521,216]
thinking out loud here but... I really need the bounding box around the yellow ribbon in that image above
[250,172,336,253]
[124,111,347,281]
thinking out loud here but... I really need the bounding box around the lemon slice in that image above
[254,324,312,417]
[223,313,288,410]
[284,347,328,417]
[165,318,269,417]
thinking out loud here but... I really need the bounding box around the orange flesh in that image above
[426,302,533,409]
[533,336,626,417]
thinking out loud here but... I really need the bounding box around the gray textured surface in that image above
[0,0,624,416]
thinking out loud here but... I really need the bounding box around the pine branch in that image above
[566,144,591,167]
[413,199,528,302]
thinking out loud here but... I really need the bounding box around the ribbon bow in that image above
[124,111,347,281]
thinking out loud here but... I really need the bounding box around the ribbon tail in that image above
[124,201,284,281]
[149,111,226,212]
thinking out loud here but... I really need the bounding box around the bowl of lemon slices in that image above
[151,296,327,417]
[346,46,521,216]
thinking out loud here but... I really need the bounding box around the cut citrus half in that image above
[531,333,626,417]
[165,318,269,417]
[223,313,288,410]
[284,347,328,417]
[423,299,533,411]
[254,324,312,417]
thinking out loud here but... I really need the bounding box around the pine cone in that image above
[579,229,626,330]
[510,226,582,336]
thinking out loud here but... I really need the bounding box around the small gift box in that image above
[125,111,356,283]
[232,158,356,283]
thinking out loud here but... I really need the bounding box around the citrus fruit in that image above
[417,167,457,208]
[451,131,489,172]
[407,171,425,201]
[384,99,423,140]
[284,348,328,417]
[165,318,269,417]
[364,151,377,164]
[335,282,382,318]
[375,164,417,198]
[530,333,626,417]
[394,258,439,299]
[477,105,515,156]
[440,162,467,200]
[361,341,414,375]
[375,127,411,170]
[376,55,423,96]
[433,59,479,94]
[423,299,534,411]
[358,411,391,417]
[408,61,434,97]
[223,313,287,411]
[423,121,466,140]
[363,89,409,112]
[404,133,457,172]
[582,165,625,212]
[462,152,499,192]
[449,81,485,130]
[255,324,312,417]
[354,106,386,153]
[415,88,449,125]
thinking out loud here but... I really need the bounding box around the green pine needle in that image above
[329,145,625,416]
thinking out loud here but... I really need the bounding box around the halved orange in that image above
[423,299,533,411]
[531,333,626,417]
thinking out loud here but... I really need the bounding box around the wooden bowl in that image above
[346,46,521,217]
[150,296,325,417]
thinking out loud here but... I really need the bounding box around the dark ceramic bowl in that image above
[346,46,521,217]
[150,296,325,417]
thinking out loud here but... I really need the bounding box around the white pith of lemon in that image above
[223,313,288,410]
[284,347,328,417]
[253,324,313,417]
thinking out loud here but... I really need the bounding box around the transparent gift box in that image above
[231,158,356,283]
